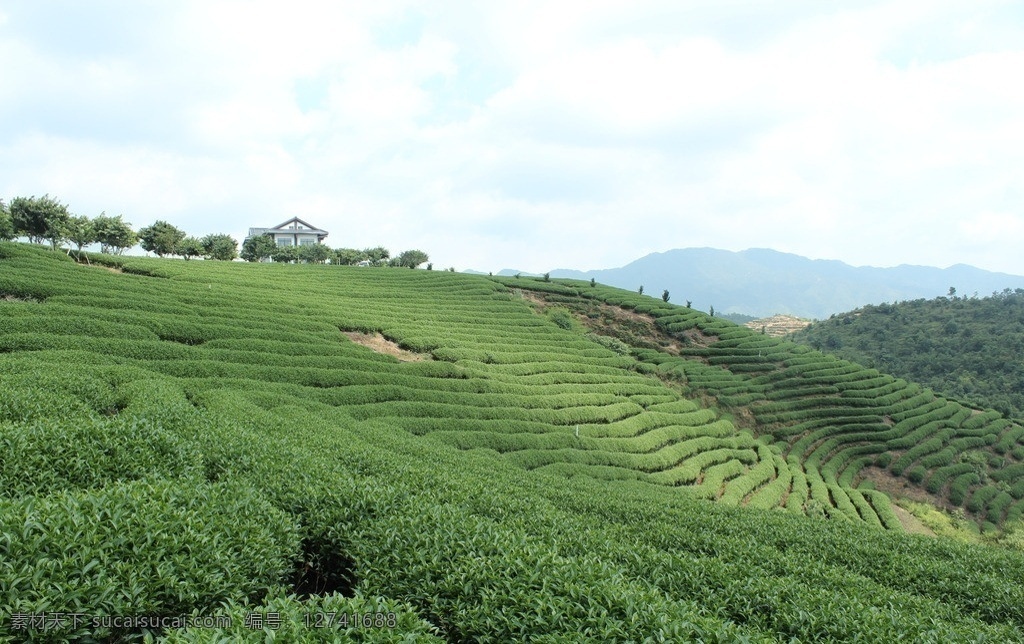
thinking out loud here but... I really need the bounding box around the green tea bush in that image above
[950,472,981,506]
[161,592,443,642]
[719,446,777,505]
[988,491,1015,524]
[747,455,791,510]
[0,480,300,641]
[5,243,1024,639]
[925,463,975,494]
[967,485,1002,514]
[0,416,200,498]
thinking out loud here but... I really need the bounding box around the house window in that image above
[300,238,315,246]
[276,237,291,246]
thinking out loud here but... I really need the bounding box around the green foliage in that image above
[363,246,390,266]
[240,233,275,262]
[162,592,442,642]
[64,214,97,255]
[272,245,299,263]
[586,332,631,356]
[547,307,575,330]
[3,244,1024,640]
[333,247,366,265]
[139,220,187,257]
[0,479,299,641]
[0,199,13,241]
[299,243,332,264]
[177,236,204,260]
[391,249,429,269]
[200,233,238,261]
[662,289,670,303]
[793,291,1024,420]
[93,212,138,255]
[0,416,200,497]
[9,194,71,247]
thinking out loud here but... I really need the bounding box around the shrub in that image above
[0,416,200,498]
[547,308,575,330]
[906,465,927,484]
[162,592,443,642]
[0,480,300,641]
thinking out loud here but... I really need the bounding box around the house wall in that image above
[273,233,320,246]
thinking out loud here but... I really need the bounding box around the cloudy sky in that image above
[2,1,1022,274]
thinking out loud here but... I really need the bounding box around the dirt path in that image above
[342,331,430,362]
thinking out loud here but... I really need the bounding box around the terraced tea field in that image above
[3,241,1024,641]
[503,278,1024,532]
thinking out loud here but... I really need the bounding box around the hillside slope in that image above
[790,290,1024,421]
[2,242,1024,641]
[498,276,1024,530]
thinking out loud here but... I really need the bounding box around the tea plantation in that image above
[2,241,1024,642]
[501,278,1024,532]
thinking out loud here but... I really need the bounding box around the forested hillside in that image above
[3,242,1024,641]
[790,290,1024,420]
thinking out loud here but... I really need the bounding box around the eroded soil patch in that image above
[2,293,42,303]
[343,331,430,362]
[517,289,718,354]
[890,503,936,536]
[857,465,961,520]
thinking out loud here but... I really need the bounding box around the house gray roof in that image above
[246,217,329,241]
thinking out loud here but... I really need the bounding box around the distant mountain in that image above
[538,248,1024,319]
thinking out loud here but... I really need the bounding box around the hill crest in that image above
[503,247,1024,319]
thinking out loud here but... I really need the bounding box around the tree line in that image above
[0,194,429,268]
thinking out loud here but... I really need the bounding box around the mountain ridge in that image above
[497,248,1024,319]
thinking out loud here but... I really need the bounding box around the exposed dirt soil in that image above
[519,289,721,355]
[858,466,931,502]
[726,406,759,431]
[2,294,39,303]
[744,314,812,337]
[891,504,936,536]
[857,465,962,524]
[343,331,430,362]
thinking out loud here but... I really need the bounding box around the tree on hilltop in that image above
[363,246,390,266]
[333,248,366,265]
[240,234,275,262]
[93,213,137,255]
[177,236,204,261]
[201,233,238,261]
[0,200,14,241]
[271,245,298,263]
[138,220,186,257]
[65,215,97,260]
[299,243,332,264]
[391,249,429,269]
[10,194,71,249]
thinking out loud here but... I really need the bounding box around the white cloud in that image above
[1,1,1023,275]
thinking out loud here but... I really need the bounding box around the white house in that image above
[247,217,329,248]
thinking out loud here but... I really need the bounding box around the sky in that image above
[1,1,1023,274]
